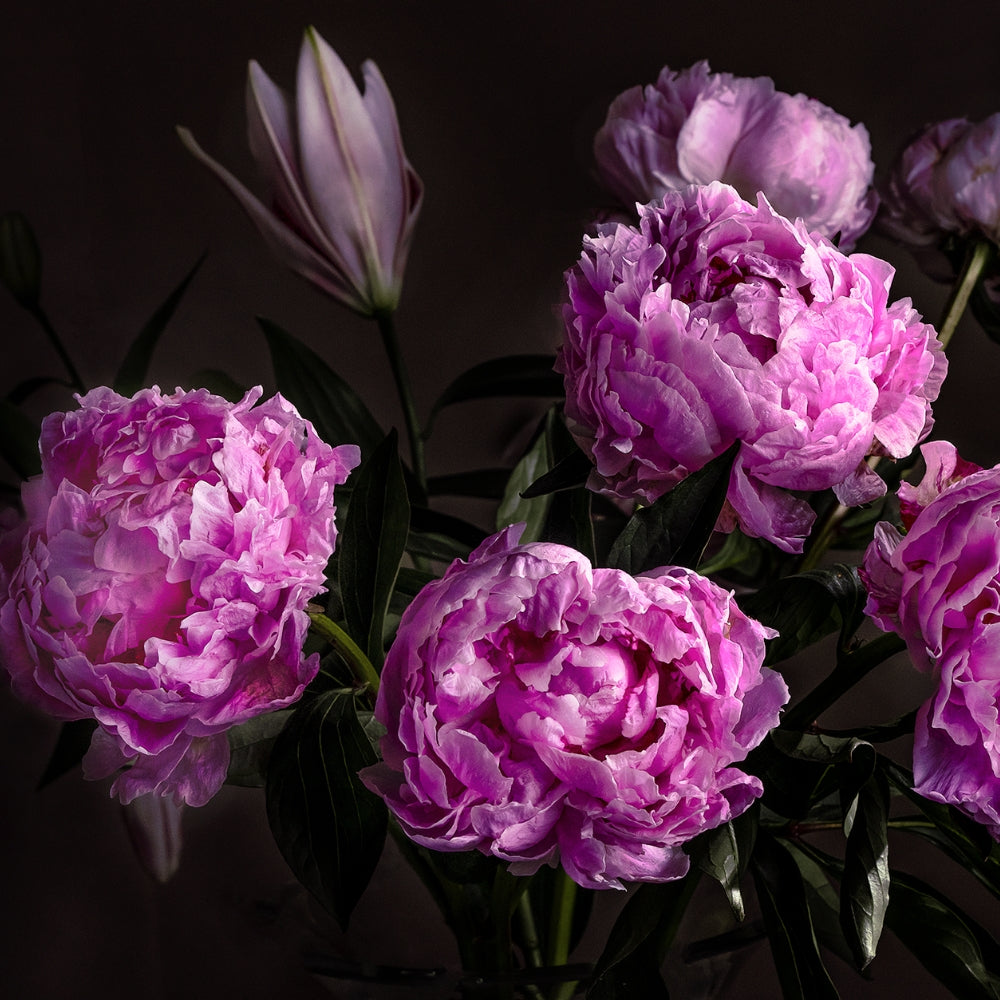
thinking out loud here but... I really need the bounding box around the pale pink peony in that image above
[594,61,877,248]
[361,524,788,890]
[0,386,359,806]
[861,441,1000,836]
[559,182,946,553]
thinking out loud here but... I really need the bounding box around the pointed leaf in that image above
[606,442,739,574]
[693,820,746,921]
[886,870,1000,1000]
[520,447,593,499]
[113,254,206,396]
[0,211,41,308]
[840,770,890,969]
[266,690,387,930]
[424,353,562,437]
[751,834,839,1000]
[497,422,554,542]
[0,398,41,479]
[260,318,384,457]
[225,709,293,787]
[427,468,511,499]
[738,564,866,665]
[338,430,409,668]
[36,719,98,790]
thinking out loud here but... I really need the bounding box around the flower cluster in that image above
[559,182,946,552]
[862,442,1000,836]
[594,61,877,248]
[362,525,788,890]
[0,386,359,805]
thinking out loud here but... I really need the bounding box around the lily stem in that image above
[375,309,427,502]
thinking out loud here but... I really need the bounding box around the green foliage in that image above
[265,689,386,931]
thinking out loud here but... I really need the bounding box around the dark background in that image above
[2,2,1000,997]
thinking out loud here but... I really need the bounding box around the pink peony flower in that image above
[861,441,1000,836]
[0,386,360,806]
[594,61,877,249]
[880,114,1000,272]
[178,26,422,316]
[558,182,946,553]
[361,524,788,891]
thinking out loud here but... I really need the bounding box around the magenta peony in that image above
[880,113,1000,263]
[361,524,788,890]
[178,26,422,316]
[861,441,1000,836]
[594,61,877,248]
[558,182,946,552]
[0,386,360,806]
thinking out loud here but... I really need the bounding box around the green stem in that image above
[546,870,579,1000]
[937,239,992,349]
[307,609,380,695]
[31,303,85,393]
[782,631,906,730]
[375,310,427,501]
[517,892,544,969]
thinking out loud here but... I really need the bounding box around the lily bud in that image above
[178,26,422,316]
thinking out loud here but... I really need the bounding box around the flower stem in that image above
[307,609,380,695]
[31,302,85,393]
[375,309,427,501]
[937,239,992,349]
[546,870,579,1000]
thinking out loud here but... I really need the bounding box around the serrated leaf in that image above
[265,690,387,931]
[424,353,562,437]
[751,834,839,1000]
[886,870,1000,1000]
[606,442,738,574]
[113,254,206,397]
[840,770,890,969]
[36,719,97,790]
[225,709,293,787]
[738,564,865,665]
[260,318,384,458]
[0,397,41,479]
[338,430,409,669]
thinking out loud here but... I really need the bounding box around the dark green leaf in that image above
[36,719,97,790]
[0,398,41,479]
[338,430,409,669]
[266,689,387,931]
[260,318,384,458]
[424,353,562,437]
[587,876,699,1000]
[410,505,487,551]
[520,447,592,499]
[0,211,41,307]
[226,709,293,787]
[6,375,68,406]
[751,834,839,1000]
[605,442,739,574]
[840,770,890,969]
[405,529,474,563]
[113,254,206,396]
[739,564,866,665]
[185,368,247,401]
[496,424,555,542]
[886,870,1000,1000]
[693,821,746,921]
[427,468,511,500]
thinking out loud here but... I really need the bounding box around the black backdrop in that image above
[2,2,1000,997]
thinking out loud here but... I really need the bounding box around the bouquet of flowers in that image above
[2,22,1000,1000]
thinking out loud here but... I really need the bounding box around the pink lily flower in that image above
[178,26,422,316]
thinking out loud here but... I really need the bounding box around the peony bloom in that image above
[361,524,788,890]
[594,61,877,248]
[880,114,1000,273]
[178,26,422,316]
[861,441,1000,837]
[0,386,360,806]
[558,182,946,553]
